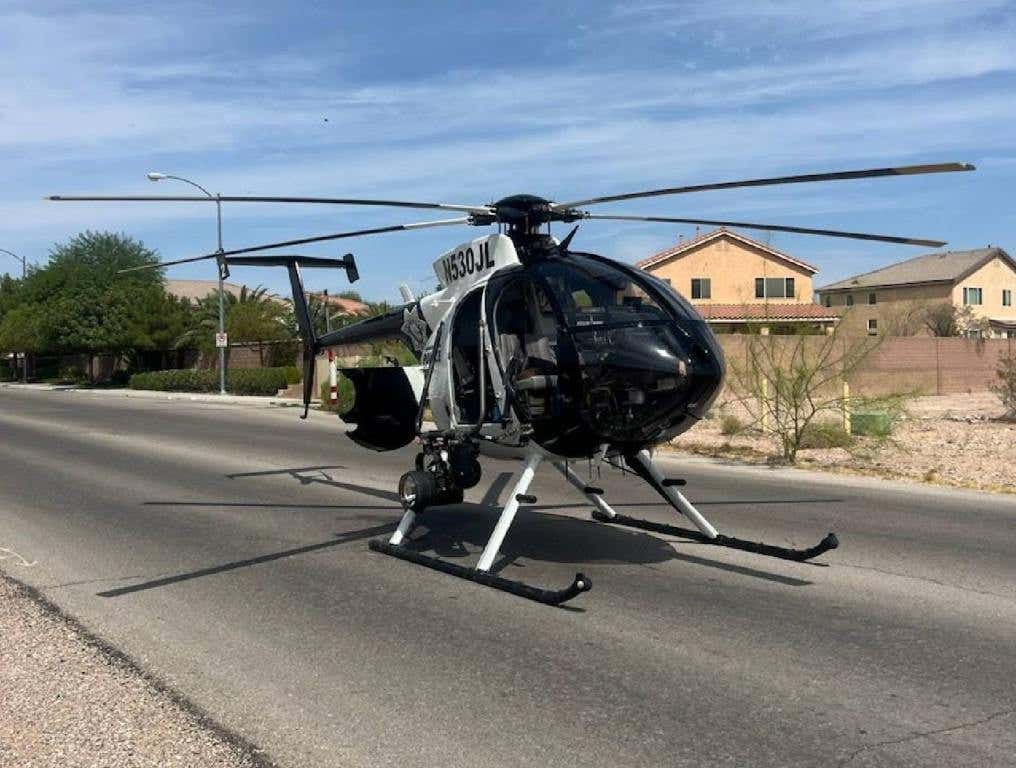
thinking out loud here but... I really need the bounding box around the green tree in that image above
[0,232,195,380]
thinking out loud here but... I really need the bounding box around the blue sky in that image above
[3,0,1015,301]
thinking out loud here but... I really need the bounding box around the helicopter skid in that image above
[368,539,591,605]
[370,451,592,606]
[589,509,838,562]
[556,451,838,563]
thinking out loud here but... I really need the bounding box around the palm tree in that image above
[175,285,288,367]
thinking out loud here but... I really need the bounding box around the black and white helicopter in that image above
[51,161,973,604]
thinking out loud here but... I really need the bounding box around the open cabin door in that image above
[444,286,503,430]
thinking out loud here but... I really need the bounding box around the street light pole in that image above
[1,248,28,382]
[0,248,26,279]
[147,173,227,395]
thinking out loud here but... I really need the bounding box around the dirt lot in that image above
[671,392,1016,494]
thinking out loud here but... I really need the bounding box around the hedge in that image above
[129,367,293,396]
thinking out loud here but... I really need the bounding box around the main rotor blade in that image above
[117,216,473,274]
[581,213,947,247]
[48,194,493,215]
[211,216,473,257]
[118,253,221,273]
[118,253,360,274]
[555,162,975,209]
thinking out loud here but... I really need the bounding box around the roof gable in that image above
[818,247,1014,292]
[635,227,818,274]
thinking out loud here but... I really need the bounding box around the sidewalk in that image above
[1,382,309,408]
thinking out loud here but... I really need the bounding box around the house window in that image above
[754,277,796,299]
[822,294,831,308]
[690,278,711,300]
[868,292,877,305]
[1004,289,1012,307]
[963,287,983,305]
[867,318,878,336]
[846,294,855,307]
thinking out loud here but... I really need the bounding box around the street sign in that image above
[215,332,228,348]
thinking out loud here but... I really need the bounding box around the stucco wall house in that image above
[815,247,1016,339]
[635,228,838,333]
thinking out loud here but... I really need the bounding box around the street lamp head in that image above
[146,172,168,182]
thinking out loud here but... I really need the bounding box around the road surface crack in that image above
[837,708,1015,767]
[836,561,1014,601]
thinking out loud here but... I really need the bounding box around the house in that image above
[165,279,249,303]
[305,291,370,318]
[635,228,838,333]
[815,247,1016,338]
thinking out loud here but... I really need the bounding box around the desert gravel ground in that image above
[674,392,1016,493]
[0,573,269,768]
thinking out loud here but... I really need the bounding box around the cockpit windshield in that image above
[531,254,677,330]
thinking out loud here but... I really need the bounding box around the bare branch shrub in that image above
[724,315,902,463]
[993,352,1016,419]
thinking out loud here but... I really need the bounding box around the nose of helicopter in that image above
[683,319,726,420]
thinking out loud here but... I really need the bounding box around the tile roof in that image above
[635,227,818,274]
[818,247,1013,291]
[696,303,839,322]
[306,291,370,316]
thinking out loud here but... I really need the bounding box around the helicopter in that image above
[50,161,974,605]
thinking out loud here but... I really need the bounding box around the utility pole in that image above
[147,173,227,394]
[1,248,29,382]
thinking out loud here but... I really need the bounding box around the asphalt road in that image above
[1,387,1014,767]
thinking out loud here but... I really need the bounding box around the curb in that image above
[1,382,311,408]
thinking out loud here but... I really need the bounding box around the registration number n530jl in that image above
[440,241,495,285]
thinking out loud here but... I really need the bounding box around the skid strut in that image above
[370,452,592,606]
[572,450,838,563]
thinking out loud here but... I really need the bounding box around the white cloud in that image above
[1,1,1014,298]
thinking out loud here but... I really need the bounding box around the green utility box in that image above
[850,412,893,437]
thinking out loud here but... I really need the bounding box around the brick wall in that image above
[717,335,1014,396]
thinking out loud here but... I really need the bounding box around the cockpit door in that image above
[485,271,566,431]
[445,286,501,430]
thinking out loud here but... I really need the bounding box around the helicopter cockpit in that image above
[486,252,724,457]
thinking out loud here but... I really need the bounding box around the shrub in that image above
[283,365,301,385]
[129,367,293,396]
[994,353,1016,419]
[319,374,355,413]
[719,414,744,436]
[799,421,853,450]
[228,368,291,396]
[129,369,218,392]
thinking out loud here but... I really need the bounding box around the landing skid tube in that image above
[589,509,838,562]
[370,452,592,606]
[368,540,591,605]
[556,450,838,564]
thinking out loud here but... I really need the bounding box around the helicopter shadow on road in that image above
[170,467,814,588]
